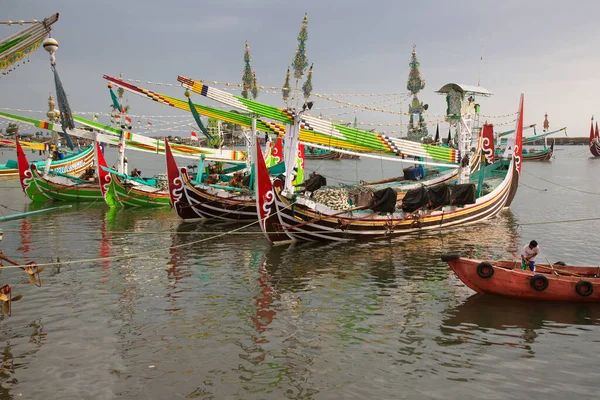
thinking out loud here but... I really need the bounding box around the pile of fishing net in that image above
[312,187,352,210]
[153,174,169,191]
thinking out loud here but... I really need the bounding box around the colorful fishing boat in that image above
[303,147,359,160]
[166,122,485,223]
[0,144,94,181]
[95,142,170,208]
[16,139,103,203]
[0,111,247,164]
[304,147,342,160]
[441,254,600,302]
[253,90,523,244]
[522,139,554,161]
[589,119,600,157]
[496,124,565,162]
[165,139,257,221]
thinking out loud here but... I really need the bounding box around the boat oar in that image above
[536,257,582,277]
[544,257,559,276]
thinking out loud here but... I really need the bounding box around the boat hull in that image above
[110,173,171,208]
[0,146,94,181]
[522,140,554,161]
[165,138,256,221]
[23,165,103,202]
[444,256,600,302]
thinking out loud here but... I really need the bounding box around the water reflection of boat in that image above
[443,293,600,329]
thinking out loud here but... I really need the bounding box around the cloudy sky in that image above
[1,0,598,138]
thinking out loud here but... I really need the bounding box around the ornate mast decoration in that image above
[242,41,254,100]
[543,112,549,132]
[242,41,259,173]
[282,13,311,195]
[290,13,309,109]
[406,45,428,142]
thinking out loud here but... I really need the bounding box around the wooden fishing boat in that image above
[522,139,554,161]
[304,147,342,160]
[165,139,257,221]
[253,89,522,244]
[0,145,94,181]
[589,119,600,157]
[441,254,600,302]
[16,139,103,203]
[496,125,564,162]
[166,127,485,223]
[95,142,170,208]
[303,147,361,160]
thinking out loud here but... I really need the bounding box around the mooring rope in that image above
[523,171,600,196]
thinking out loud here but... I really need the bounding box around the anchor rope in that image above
[523,171,600,196]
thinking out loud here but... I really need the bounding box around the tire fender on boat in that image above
[476,262,494,279]
[530,274,549,291]
[575,280,594,297]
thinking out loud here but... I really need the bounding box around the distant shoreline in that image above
[529,137,588,146]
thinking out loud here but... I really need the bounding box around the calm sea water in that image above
[1,145,600,399]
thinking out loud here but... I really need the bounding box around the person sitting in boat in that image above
[521,240,540,271]
[131,168,142,178]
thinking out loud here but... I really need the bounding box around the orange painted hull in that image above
[443,256,600,302]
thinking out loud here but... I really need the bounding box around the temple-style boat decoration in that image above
[95,142,170,208]
[441,253,600,302]
[589,118,600,157]
[252,86,523,244]
[16,138,103,202]
[406,45,428,142]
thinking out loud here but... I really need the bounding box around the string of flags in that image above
[120,76,406,97]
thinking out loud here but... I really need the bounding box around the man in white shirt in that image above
[521,240,540,271]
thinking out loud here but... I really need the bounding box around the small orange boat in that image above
[441,254,600,302]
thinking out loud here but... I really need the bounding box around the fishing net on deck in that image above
[153,174,168,190]
[313,187,352,211]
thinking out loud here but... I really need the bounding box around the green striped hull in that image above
[25,166,103,203]
[111,174,171,208]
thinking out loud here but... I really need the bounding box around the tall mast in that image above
[241,41,259,172]
[406,45,428,142]
[43,94,60,177]
[477,45,484,87]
